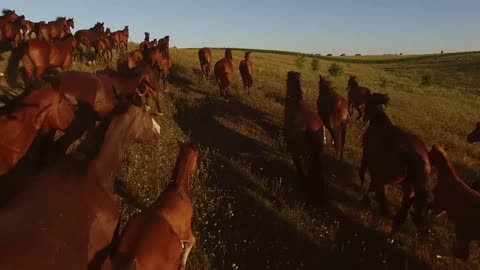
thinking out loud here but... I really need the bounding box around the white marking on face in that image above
[152,118,160,135]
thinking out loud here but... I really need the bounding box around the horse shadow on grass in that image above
[173,93,433,269]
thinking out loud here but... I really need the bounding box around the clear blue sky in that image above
[7,0,480,55]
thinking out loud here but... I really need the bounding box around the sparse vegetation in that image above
[328,62,343,77]
[379,76,388,88]
[421,72,435,86]
[311,57,319,71]
[295,53,306,70]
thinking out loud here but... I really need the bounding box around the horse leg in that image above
[374,184,389,216]
[355,104,363,122]
[339,121,347,161]
[348,101,353,117]
[454,228,471,259]
[179,234,196,270]
[35,66,47,82]
[392,183,414,230]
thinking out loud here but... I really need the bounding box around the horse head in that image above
[225,48,233,61]
[467,122,480,143]
[363,92,389,123]
[286,71,303,102]
[244,51,251,59]
[347,75,358,90]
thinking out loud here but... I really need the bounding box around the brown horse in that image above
[284,71,325,198]
[317,75,348,161]
[117,49,143,73]
[144,35,171,90]
[6,34,77,86]
[74,22,105,61]
[0,15,25,49]
[198,47,212,81]
[0,9,19,21]
[21,19,36,40]
[359,93,432,230]
[467,122,480,143]
[50,63,161,154]
[110,26,128,53]
[37,17,73,41]
[347,75,371,122]
[429,144,480,259]
[214,48,234,99]
[139,32,156,53]
[112,141,198,270]
[93,32,114,63]
[0,85,77,176]
[0,100,160,270]
[239,51,253,94]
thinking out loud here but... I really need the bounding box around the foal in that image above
[112,142,198,270]
[317,75,348,161]
[239,51,253,94]
[347,75,371,122]
[360,93,432,230]
[198,47,212,81]
[284,71,325,198]
[214,48,234,99]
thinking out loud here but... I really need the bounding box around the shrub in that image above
[326,54,332,57]
[295,53,306,70]
[311,58,319,71]
[340,53,346,56]
[355,54,361,56]
[421,72,435,86]
[379,76,387,88]
[328,63,343,77]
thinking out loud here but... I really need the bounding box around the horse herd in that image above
[1,7,480,269]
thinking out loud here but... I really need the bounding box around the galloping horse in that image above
[347,75,371,121]
[112,141,198,270]
[139,32,156,53]
[93,30,114,63]
[0,85,77,176]
[0,15,25,49]
[359,93,432,230]
[429,144,480,259]
[50,63,161,154]
[198,47,212,81]
[117,49,143,73]
[214,48,234,99]
[239,51,253,94]
[317,75,348,161]
[284,71,325,198]
[109,26,128,53]
[467,122,480,143]
[74,22,105,61]
[144,35,171,90]
[6,34,77,86]
[37,17,73,41]
[0,9,19,21]
[0,99,160,270]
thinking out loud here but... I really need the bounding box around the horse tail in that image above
[6,42,26,87]
[405,151,431,227]
[307,127,325,199]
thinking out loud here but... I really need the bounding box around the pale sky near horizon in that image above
[6,0,480,55]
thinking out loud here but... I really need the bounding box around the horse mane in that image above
[286,71,303,101]
[368,93,389,106]
[2,9,14,15]
[56,16,66,20]
[348,77,359,89]
[319,75,336,92]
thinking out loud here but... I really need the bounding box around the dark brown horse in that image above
[347,75,371,122]
[74,22,105,61]
[50,63,161,154]
[117,49,143,73]
[0,100,160,270]
[214,48,234,99]
[0,85,77,176]
[139,32,156,53]
[467,122,480,143]
[198,47,212,81]
[0,9,19,21]
[6,34,77,86]
[429,144,480,259]
[110,26,128,53]
[359,93,432,230]
[317,75,348,161]
[112,141,198,270]
[284,71,325,198]
[37,17,73,41]
[93,33,113,63]
[239,51,253,94]
[144,35,171,90]
[0,15,25,49]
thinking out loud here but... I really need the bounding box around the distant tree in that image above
[328,62,343,77]
[399,52,403,55]
[311,57,320,71]
[295,53,306,69]
[326,53,332,56]
[355,53,361,56]
[441,50,444,54]
[340,53,346,56]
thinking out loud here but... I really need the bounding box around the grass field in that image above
[1,47,480,269]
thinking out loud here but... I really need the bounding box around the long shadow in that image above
[174,93,433,269]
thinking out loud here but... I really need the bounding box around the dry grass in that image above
[1,47,480,269]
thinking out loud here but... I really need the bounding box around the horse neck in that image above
[369,109,393,127]
[104,72,143,95]
[0,106,40,156]
[434,154,465,193]
[348,81,359,91]
[170,150,196,196]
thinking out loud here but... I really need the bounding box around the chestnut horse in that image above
[117,49,143,73]
[0,9,19,21]
[347,75,371,122]
[467,122,480,143]
[198,47,212,81]
[139,32,156,53]
[239,51,253,94]
[359,93,432,230]
[317,75,348,161]
[110,26,128,53]
[37,17,73,41]
[0,100,160,270]
[6,34,77,86]
[112,141,198,270]
[74,22,105,61]
[0,15,25,49]
[144,35,171,90]
[0,85,77,176]
[214,48,234,99]
[21,19,36,40]
[284,71,325,198]
[429,144,480,259]
[50,63,161,154]
[93,33,114,63]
